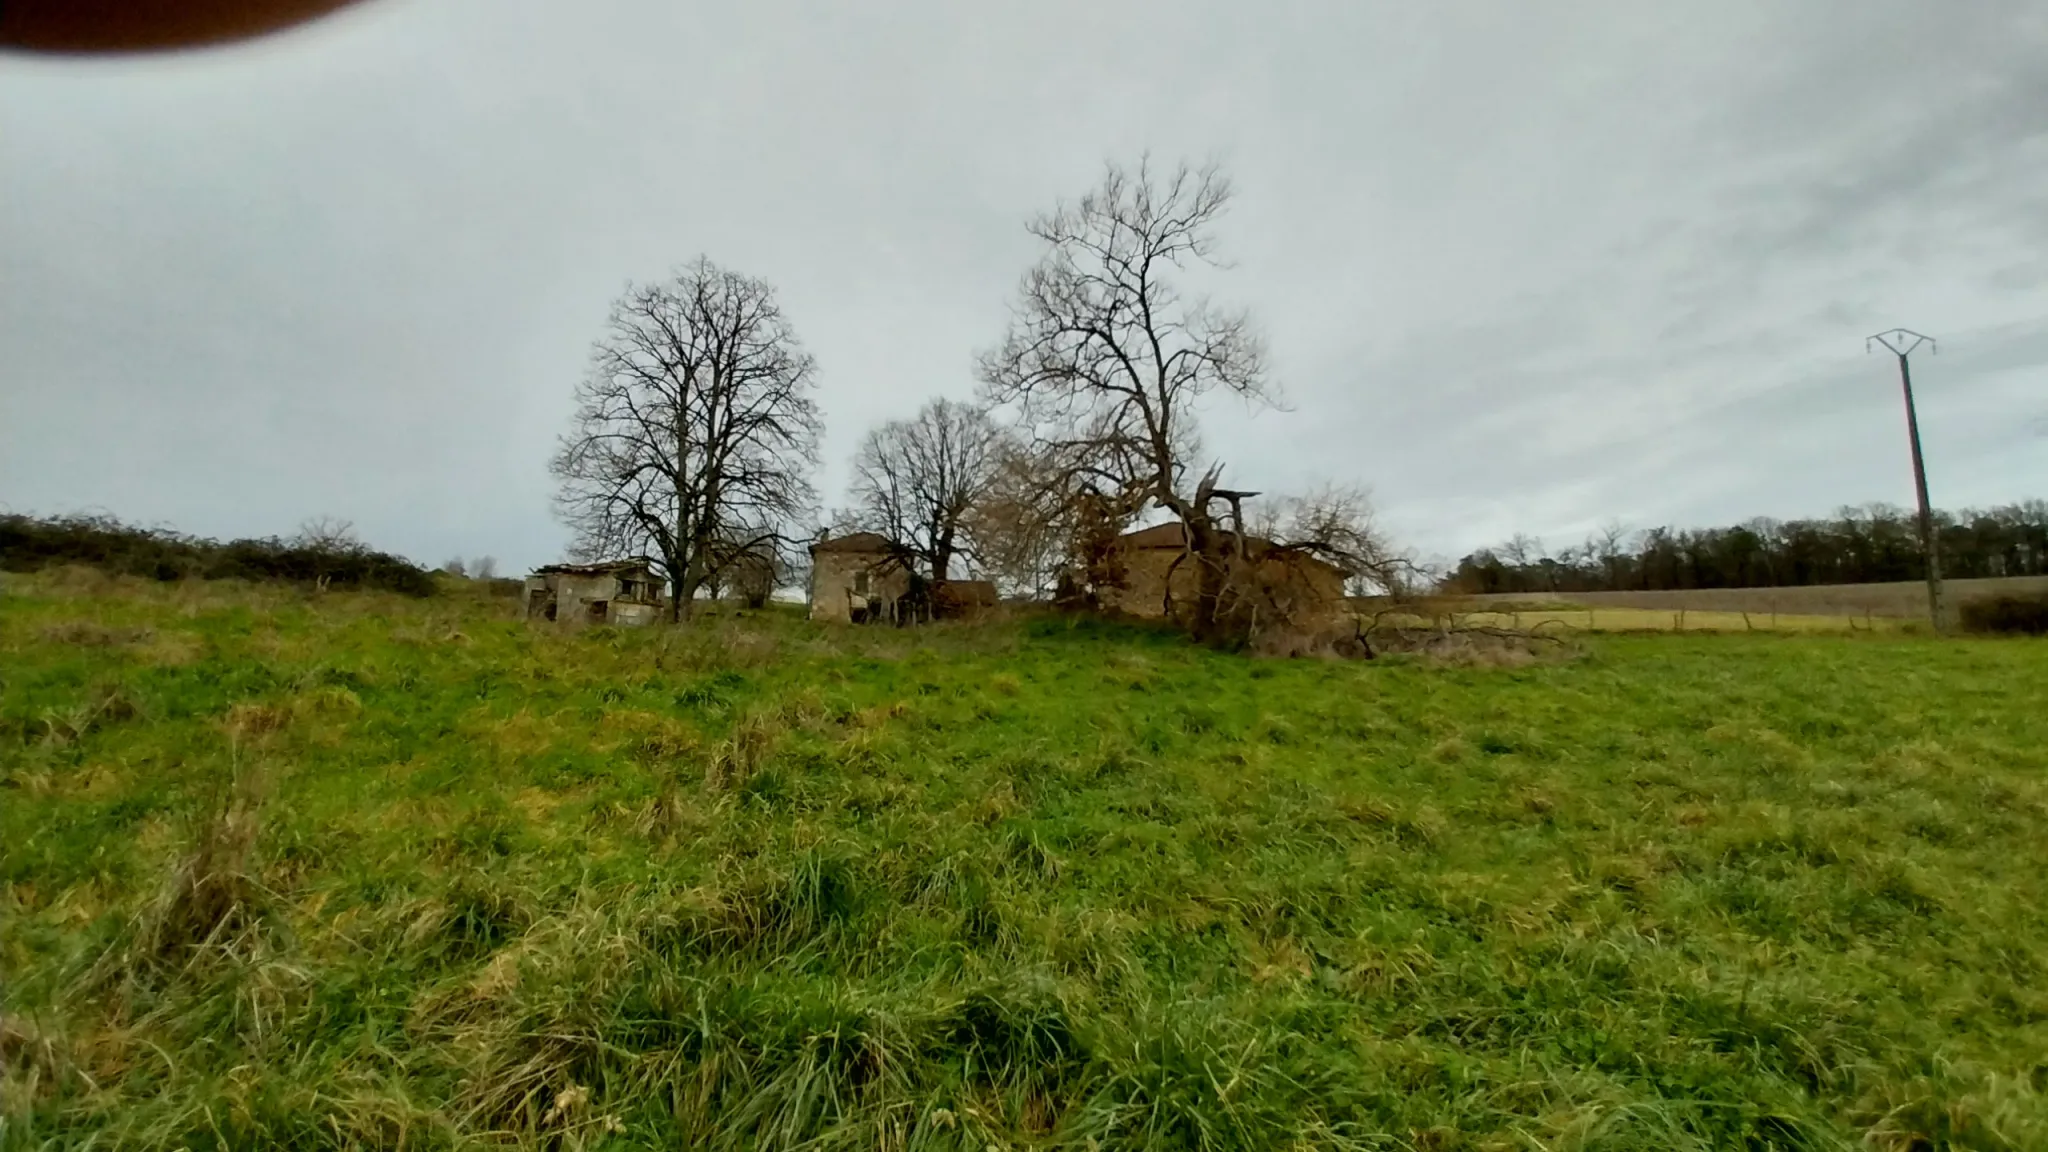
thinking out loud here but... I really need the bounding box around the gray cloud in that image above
[3,1,2044,573]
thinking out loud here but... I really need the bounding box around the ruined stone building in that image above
[807,532,912,623]
[1092,523,1348,619]
[807,532,999,623]
[523,559,666,626]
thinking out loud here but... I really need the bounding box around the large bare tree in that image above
[978,158,1274,638]
[847,398,1002,582]
[551,259,821,621]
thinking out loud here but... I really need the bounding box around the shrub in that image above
[1958,591,2048,635]
[0,514,436,597]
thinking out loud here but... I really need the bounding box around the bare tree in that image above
[848,398,1002,582]
[961,441,1084,600]
[295,516,363,554]
[735,554,779,609]
[1499,533,1542,570]
[1262,483,1412,597]
[978,158,1274,640]
[551,259,821,621]
[702,536,779,606]
[1591,521,1629,590]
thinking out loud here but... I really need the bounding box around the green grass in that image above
[3,568,2047,1150]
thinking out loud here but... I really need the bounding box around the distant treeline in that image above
[1449,501,2048,595]
[0,514,437,597]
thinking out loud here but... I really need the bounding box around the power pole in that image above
[1867,328,1945,633]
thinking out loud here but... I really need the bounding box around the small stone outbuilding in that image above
[1094,523,1348,619]
[523,559,666,627]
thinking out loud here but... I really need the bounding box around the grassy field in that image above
[1374,607,1915,635]
[1456,577,2048,621]
[4,569,2047,1150]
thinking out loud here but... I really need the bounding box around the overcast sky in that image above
[4,0,2044,573]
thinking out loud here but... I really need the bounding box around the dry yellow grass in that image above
[1454,576,2048,619]
[1453,607,1913,633]
[1362,605,1913,634]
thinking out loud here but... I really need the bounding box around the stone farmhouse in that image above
[522,559,666,627]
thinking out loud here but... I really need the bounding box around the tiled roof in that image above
[810,531,896,554]
[532,558,659,576]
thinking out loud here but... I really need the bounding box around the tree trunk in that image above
[1184,515,1230,642]
[664,553,697,623]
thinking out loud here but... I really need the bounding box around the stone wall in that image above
[521,576,553,620]
[1097,548,1197,617]
[1242,551,1349,621]
[555,572,620,625]
[1099,547,1346,622]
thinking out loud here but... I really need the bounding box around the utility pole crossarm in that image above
[1867,328,1934,358]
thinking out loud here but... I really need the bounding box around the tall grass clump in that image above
[134,762,272,968]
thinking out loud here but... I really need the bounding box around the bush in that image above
[1958,592,2048,635]
[0,514,437,597]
